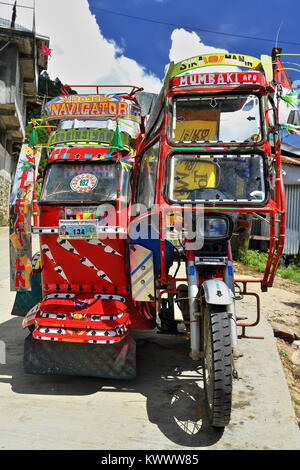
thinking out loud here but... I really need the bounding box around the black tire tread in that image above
[203,306,232,427]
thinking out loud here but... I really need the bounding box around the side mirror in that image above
[135,92,158,117]
[287,109,300,126]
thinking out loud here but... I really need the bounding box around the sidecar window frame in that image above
[165,151,269,207]
[135,139,160,210]
[40,160,129,204]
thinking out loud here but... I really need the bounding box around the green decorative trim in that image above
[48,128,131,148]
[170,146,261,151]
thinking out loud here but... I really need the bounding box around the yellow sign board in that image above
[175,120,218,142]
[173,159,218,199]
[174,109,219,142]
[171,53,261,78]
[260,55,273,82]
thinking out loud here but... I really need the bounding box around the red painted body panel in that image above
[39,205,128,291]
[133,65,286,290]
[36,205,155,336]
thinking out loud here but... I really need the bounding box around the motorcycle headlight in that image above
[202,215,232,239]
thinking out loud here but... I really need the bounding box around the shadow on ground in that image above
[0,316,224,448]
[282,301,300,309]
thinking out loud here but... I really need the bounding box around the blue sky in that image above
[88,0,300,83]
[87,0,300,146]
[1,0,299,145]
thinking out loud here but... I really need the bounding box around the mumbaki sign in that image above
[44,95,138,120]
[170,71,266,88]
[170,53,262,77]
[48,128,131,148]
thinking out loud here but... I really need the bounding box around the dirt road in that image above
[234,262,300,425]
[0,227,299,450]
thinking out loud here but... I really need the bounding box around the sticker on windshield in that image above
[70,173,98,193]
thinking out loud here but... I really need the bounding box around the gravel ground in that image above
[235,261,300,426]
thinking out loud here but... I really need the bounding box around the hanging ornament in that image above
[40,46,53,57]
[107,122,124,154]
[279,92,300,108]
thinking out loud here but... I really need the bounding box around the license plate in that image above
[58,220,97,239]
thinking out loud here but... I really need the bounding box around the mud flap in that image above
[11,271,42,317]
[23,334,136,379]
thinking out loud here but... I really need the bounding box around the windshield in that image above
[168,154,266,204]
[40,162,130,203]
[57,115,140,138]
[170,94,262,144]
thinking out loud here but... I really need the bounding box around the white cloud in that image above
[0,0,162,93]
[169,28,228,63]
[0,1,240,93]
[37,0,162,93]
[168,28,239,74]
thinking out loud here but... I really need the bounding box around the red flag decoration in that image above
[272,48,292,91]
[40,46,52,57]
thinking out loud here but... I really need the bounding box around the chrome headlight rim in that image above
[201,213,233,240]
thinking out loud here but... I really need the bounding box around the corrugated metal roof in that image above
[281,143,300,165]
[284,184,300,255]
[281,142,300,157]
[281,155,300,165]
[0,18,30,32]
[252,144,300,254]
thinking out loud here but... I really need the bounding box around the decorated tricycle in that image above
[10,49,296,427]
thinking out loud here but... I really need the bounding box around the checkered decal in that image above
[55,239,112,283]
[23,292,130,345]
[86,239,122,256]
[42,244,69,282]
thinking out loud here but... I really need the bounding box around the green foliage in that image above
[278,264,300,283]
[25,122,49,197]
[25,122,49,145]
[38,73,77,99]
[24,73,77,197]
[240,249,300,283]
[239,249,268,272]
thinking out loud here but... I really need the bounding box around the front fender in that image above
[202,279,233,306]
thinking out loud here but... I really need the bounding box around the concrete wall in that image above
[0,42,26,226]
[0,42,17,100]
[0,141,12,227]
[0,168,11,225]
[0,141,12,172]
[0,42,26,131]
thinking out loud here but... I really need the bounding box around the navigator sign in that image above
[44,95,135,120]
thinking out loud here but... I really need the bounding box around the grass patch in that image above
[278,264,300,283]
[239,249,300,283]
[239,249,268,273]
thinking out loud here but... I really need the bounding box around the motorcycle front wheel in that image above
[201,303,232,427]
